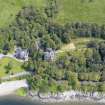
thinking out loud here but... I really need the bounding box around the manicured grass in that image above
[0,57,24,77]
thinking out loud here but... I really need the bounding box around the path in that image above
[0,54,26,62]
[1,71,31,80]
[80,81,105,85]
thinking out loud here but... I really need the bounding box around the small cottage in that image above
[44,48,55,61]
[14,47,28,61]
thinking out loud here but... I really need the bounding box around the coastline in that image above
[0,80,105,104]
[1,89,105,104]
[27,90,105,104]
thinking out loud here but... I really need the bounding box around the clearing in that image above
[0,57,24,77]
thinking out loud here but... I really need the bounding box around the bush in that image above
[16,88,27,96]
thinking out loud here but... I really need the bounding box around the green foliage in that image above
[0,5,71,54]
[5,61,13,74]
[16,88,27,96]
[45,0,59,18]
[78,72,101,81]
[48,79,58,93]
[1,0,105,28]
[98,84,105,92]
[27,39,105,93]
[81,84,97,92]
[65,71,80,90]
[1,0,105,94]
[0,57,24,77]
[41,35,56,49]
[56,0,105,24]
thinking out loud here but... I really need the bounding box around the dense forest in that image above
[0,0,105,93]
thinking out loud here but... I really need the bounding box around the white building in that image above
[44,48,55,61]
[14,47,28,61]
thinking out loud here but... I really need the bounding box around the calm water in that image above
[0,95,104,105]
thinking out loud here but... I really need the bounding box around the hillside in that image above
[1,0,105,95]
[0,0,45,28]
[57,0,105,24]
[0,0,105,28]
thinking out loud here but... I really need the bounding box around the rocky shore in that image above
[28,90,105,103]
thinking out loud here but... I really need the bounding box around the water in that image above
[0,95,41,105]
[0,95,104,105]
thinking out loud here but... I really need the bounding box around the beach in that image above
[0,80,28,96]
[0,80,105,104]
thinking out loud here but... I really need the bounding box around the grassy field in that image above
[56,37,104,58]
[0,57,24,77]
[58,37,104,52]
[0,0,105,28]
[0,0,45,28]
[57,0,105,24]
[72,38,104,48]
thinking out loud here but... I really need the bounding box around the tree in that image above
[45,0,59,18]
[87,41,98,48]
[88,72,100,81]
[41,35,56,49]
[57,81,69,92]
[54,70,64,80]
[65,71,80,89]
[61,32,71,44]
[5,62,13,74]
[92,49,101,62]
[27,61,35,72]
[39,79,49,93]
[27,75,42,90]
[49,78,57,93]
[3,43,10,52]
[99,42,105,61]
[81,84,97,92]
[78,73,88,81]
[98,84,105,92]
[51,34,62,49]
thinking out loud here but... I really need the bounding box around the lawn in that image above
[0,57,24,77]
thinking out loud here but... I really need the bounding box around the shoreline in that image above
[0,80,105,104]
[0,90,105,104]
[27,90,105,104]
